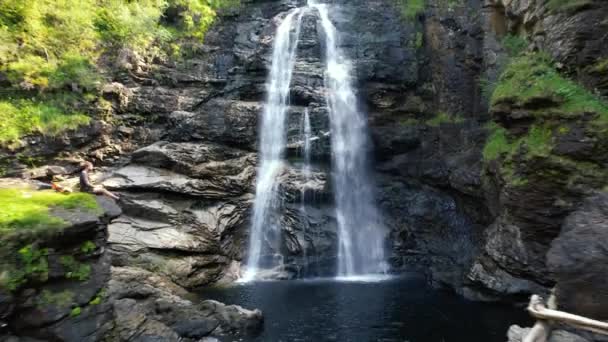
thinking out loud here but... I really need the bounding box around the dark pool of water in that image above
[201,274,531,342]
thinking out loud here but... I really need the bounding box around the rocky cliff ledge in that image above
[0,0,607,340]
[0,180,262,341]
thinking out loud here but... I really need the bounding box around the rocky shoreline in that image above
[0,0,606,341]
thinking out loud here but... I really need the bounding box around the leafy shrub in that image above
[49,54,101,91]
[502,34,527,57]
[0,99,90,145]
[0,0,239,141]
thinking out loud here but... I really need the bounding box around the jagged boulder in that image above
[547,192,608,320]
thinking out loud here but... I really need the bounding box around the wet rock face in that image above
[0,188,121,342]
[95,0,418,282]
[547,193,608,320]
[107,267,263,341]
[493,0,608,96]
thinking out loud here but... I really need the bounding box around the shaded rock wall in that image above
[1,0,606,319]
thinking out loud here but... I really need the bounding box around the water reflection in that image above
[201,274,531,342]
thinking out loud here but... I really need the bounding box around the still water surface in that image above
[202,274,531,342]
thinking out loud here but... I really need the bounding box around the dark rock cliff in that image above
[1,0,607,340]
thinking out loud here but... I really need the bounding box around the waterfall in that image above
[243,9,304,282]
[301,108,312,181]
[299,108,313,276]
[244,2,387,281]
[310,1,388,277]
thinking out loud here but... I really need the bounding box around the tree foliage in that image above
[0,0,238,143]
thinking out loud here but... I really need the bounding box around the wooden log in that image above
[525,294,608,338]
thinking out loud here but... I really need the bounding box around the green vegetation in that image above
[38,289,74,308]
[426,112,464,126]
[1,244,49,290]
[545,0,593,13]
[395,0,425,21]
[491,52,608,122]
[0,0,239,144]
[591,59,608,74]
[482,125,509,161]
[414,32,423,49]
[0,99,90,145]
[0,188,100,236]
[502,34,527,57]
[483,124,554,162]
[70,307,82,317]
[60,256,91,281]
[81,241,96,254]
[89,288,106,305]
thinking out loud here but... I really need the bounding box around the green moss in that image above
[399,118,421,126]
[1,244,49,290]
[89,296,101,306]
[0,188,100,238]
[591,59,608,74]
[38,290,74,308]
[0,99,90,145]
[483,123,554,161]
[509,176,529,187]
[395,0,425,21]
[81,241,96,254]
[426,112,464,127]
[483,125,511,161]
[502,35,527,57]
[70,307,82,317]
[558,126,570,135]
[414,32,423,49]
[491,53,608,122]
[59,256,91,281]
[546,0,593,13]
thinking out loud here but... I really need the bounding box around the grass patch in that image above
[0,188,100,236]
[426,112,464,126]
[491,53,608,122]
[483,124,554,161]
[526,125,553,156]
[502,35,527,57]
[483,125,510,161]
[0,99,90,145]
[395,0,425,21]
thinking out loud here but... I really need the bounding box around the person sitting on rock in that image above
[79,161,120,200]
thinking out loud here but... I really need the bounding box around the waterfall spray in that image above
[243,9,304,282]
[310,1,388,277]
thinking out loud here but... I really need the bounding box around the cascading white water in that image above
[243,9,304,282]
[310,1,388,277]
[299,108,313,275]
[300,108,312,180]
[244,2,387,281]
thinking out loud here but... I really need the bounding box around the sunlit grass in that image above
[491,53,608,122]
[0,188,100,236]
[0,99,90,145]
